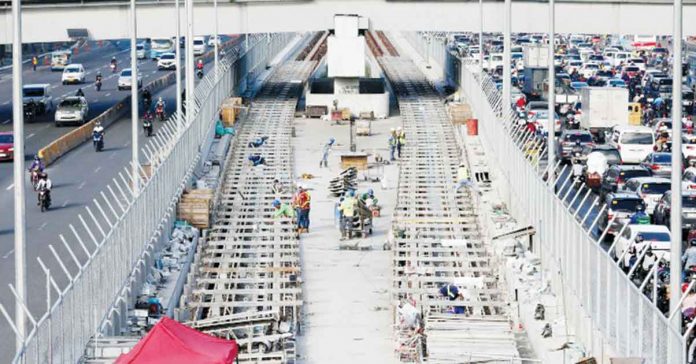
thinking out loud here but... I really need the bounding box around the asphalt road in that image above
[0,37,239,361]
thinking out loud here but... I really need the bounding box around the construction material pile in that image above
[177,189,214,229]
[329,167,357,196]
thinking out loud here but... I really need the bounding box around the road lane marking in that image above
[94,166,102,173]
[38,222,48,231]
[109,152,117,159]
[5,183,13,190]
[2,249,14,259]
[62,200,69,208]
[26,133,35,139]
[2,119,10,124]
[1,100,9,105]
[78,181,86,190]
[105,93,111,97]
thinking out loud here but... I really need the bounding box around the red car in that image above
[0,132,14,161]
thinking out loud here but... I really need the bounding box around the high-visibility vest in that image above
[340,197,357,217]
[457,167,470,181]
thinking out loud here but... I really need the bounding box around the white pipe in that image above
[186,0,194,125]
[547,0,555,185]
[130,0,139,193]
[175,0,182,133]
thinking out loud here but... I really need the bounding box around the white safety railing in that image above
[2,32,296,364]
[458,60,685,363]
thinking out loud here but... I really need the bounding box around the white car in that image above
[157,53,177,70]
[628,58,647,71]
[611,52,631,67]
[579,62,600,78]
[117,68,142,91]
[61,64,86,84]
[193,37,206,56]
[54,96,89,126]
[488,53,503,71]
[614,224,671,269]
[136,43,149,59]
[621,177,671,214]
[610,125,655,164]
[683,134,696,161]
[207,35,221,47]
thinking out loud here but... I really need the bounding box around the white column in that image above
[502,0,511,119]
[130,0,139,192]
[478,0,483,68]
[547,0,555,184]
[213,0,219,75]
[12,0,27,351]
[670,0,683,361]
[185,0,194,124]
[175,0,182,132]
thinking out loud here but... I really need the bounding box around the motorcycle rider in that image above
[95,71,103,91]
[155,97,166,120]
[29,155,45,173]
[93,121,105,148]
[143,110,154,136]
[75,88,85,97]
[142,89,152,110]
[35,172,52,207]
[196,59,204,71]
[110,56,117,72]
[630,204,650,225]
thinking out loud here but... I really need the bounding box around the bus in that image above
[150,38,175,60]
[50,50,71,71]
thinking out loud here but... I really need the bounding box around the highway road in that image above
[0,37,240,361]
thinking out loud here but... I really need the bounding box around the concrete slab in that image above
[293,114,400,364]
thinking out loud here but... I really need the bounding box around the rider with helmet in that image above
[630,204,650,225]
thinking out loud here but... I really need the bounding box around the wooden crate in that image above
[220,97,243,126]
[448,103,472,125]
[340,153,368,171]
[305,105,328,118]
[177,189,214,228]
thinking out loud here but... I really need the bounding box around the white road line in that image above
[62,200,69,208]
[2,119,10,124]
[94,166,102,173]
[1,100,9,105]
[105,93,111,97]
[2,249,14,259]
[26,133,35,140]
[38,222,48,231]
[5,183,13,190]
[124,141,130,147]
[78,181,86,190]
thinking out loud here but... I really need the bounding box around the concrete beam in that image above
[0,0,694,44]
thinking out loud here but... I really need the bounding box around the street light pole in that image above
[130,0,139,192]
[185,0,194,124]
[11,0,27,351]
[547,0,555,184]
[175,0,182,133]
[502,0,511,119]
[478,0,483,69]
[213,0,219,75]
[670,0,683,361]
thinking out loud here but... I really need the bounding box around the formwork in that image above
[182,60,316,363]
[377,52,520,363]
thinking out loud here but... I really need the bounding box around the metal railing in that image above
[2,32,296,364]
[458,61,685,363]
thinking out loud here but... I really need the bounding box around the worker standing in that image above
[297,185,311,233]
[320,137,335,168]
[31,56,38,71]
[396,127,406,159]
[388,128,398,161]
[339,190,357,239]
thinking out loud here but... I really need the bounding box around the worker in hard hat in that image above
[272,199,295,218]
[388,128,398,161]
[454,162,481,195]
[339,190,358,239]
[396,126,406,159]
[320,137,335,168]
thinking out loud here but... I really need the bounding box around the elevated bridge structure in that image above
[1,0,695,44]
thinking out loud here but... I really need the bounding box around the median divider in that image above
[38,37,240,166]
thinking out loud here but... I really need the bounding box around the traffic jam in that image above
[455,33,696,335]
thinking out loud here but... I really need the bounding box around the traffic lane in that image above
[0,77,184,358]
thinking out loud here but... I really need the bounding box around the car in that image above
[207,35,221,47]
[600,165,652,198]
[611,51,631,67]
[683,167,696,190]
[566,60,584,74]
[556,129,594,162]
[61,64,85,84]
[22,83,53,114]
[598,192,647,237]
[583,145,622,190]
[117,68,142,90]
[530,110,561,134]
[525,101,548,115]
[628,57,647,71]
[620,176,670,214]
[157,52,177,70]
[683,134,696,161]
[136,43,150,59]
[641,70,667,89]
[614,224,671,268]
[0,132,13,161]
[609,125,655,164]
[570,81,589,90]
[622,66,641,78]
[54,96,89,126]
[579,62,600,78]
[607,79,627,88]
[639,152,673,177]
[193,36,206,56]
[653,190,696,231]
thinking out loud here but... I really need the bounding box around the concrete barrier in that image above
[38,37,240,165]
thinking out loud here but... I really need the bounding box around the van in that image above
[193,37,206,56]
[611,125,655,164]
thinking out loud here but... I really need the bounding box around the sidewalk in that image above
[294,115,400,364]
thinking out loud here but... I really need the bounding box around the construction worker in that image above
[272,199,295,218]
[388,128,398,161]
[31,56,38,71]
[320,137,335,168]
[339,190,357,239]
[396,127,406,158]
[296,185,311,233]
[439,283,466,314]
[454,163,481,195]
[248,154,266,167]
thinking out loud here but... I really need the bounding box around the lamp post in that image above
[130,0,139,192]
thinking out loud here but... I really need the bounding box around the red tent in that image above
[115,316,238,364]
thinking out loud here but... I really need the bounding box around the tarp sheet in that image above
[115,316,238,364]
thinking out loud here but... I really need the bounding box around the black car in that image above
[597,191,646,238]
[653,190,696,231]
[599,165,652,199]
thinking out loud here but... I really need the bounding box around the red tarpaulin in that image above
[115,316,238,364]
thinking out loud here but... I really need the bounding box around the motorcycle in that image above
[143,117,153,137]
[38,189,51,212]
[570,153,586,188]
[155,105,166,121]
[24,102,36,122]
[110,62,117,73]
[29,169,40,190]
[96,78,102,92]
[93,131,104,152]
[196,69,204,79]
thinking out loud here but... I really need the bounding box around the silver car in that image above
[54,96,89,126]
[117,68,142,91]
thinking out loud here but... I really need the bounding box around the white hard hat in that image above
[390,128,396,132]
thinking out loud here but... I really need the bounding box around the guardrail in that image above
[2,32,296,364]
[458,61,684,363]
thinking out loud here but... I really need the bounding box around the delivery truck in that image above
[580,87,629,142]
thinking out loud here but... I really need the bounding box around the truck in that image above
[523,45,549,68]
[522,67,548,100]
[580,87,629,141]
